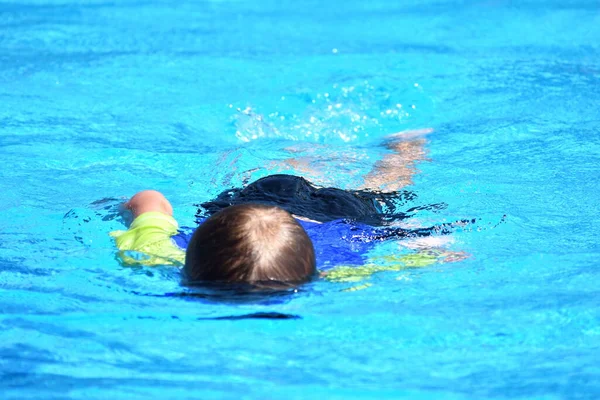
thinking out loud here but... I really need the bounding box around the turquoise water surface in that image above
[1,0,600,399]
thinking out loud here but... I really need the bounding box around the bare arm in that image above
[275,129,433,191]
[123,190,173,220]
[362,128,433,192]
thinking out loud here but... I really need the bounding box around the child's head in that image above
[184,203,316,286]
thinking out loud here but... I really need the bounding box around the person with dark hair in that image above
[188,173,456,270]
[110,129,467,287]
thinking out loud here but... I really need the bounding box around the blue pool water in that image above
[1,0,600,398]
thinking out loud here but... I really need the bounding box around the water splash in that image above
[232,80,432,144]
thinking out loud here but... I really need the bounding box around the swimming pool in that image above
[1,0,599,398]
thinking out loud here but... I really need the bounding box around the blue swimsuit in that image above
[173,219,375,269]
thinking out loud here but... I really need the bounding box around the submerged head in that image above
[184,203,316,286]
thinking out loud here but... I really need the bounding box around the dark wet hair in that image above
[198,174,418,225]
[184,203,316,286]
